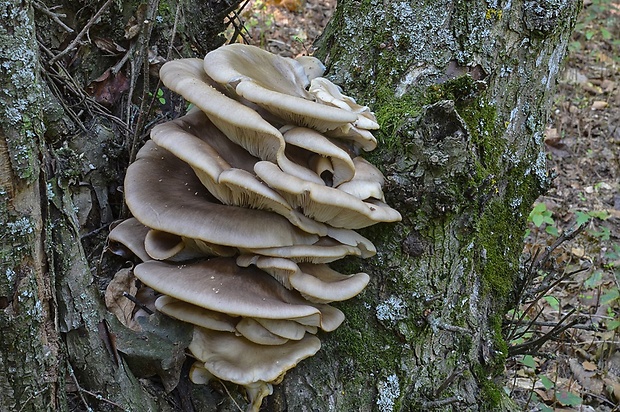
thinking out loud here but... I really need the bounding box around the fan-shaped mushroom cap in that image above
[150,109,327,236]
[244,237,364,264]
[160,58,326,186]
[155,295,237,332]
[295,56,326,80]
[235,318,289,346]
[282,126,355,187]
[144,230,185,260]
[254,160,402,229]
[134,258,342,330]
[336,156,387,201]
[236,255,370,303]
[189,327,321,386]
[203,44,359,132]
[254,318,307,340]
[309,77,380,130]
[125,140,319,249]
[189,361,213,385]
[107,218,151,262]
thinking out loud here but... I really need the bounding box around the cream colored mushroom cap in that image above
[235,318,289,346]
[204,44,358,132]
[134,258,326,323]
[155,295,237,332]
[254,160,402,229]
[124,140,319,249]
[237,254,370,303]
[189,327,321,386]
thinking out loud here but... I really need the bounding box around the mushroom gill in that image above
[108,44,401,412]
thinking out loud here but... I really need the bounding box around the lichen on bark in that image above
[279,0,581,410]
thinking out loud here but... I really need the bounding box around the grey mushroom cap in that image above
[295,56,326,81]
[124,140,319,249]
[159,57,326,185]
[107,217,151,262]
[155,295,237,332]
[189,327,321,386]
[150,109,327,236]
[237,254,370,303]
[133,258,341,329]
[203,44,359,132]
[254,160,402,229]
[235,318,289,346]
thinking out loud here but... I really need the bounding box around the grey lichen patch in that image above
[376,295,407,325]
[376,373,401,412]
[0,1,43,181]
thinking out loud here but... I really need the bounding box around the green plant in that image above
[528,203,558,237]
[149,88,166,105]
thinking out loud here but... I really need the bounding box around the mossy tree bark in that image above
[0,0,238,411]
[1,0,580,411]
[275,1,580,411]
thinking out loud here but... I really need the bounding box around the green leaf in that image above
[520,355,536,369]
[540,375,554,390]
[539,404,553,412]
[584,271,603,289]
[544,295,560,311]
[575,211,591,226]
[601,288,620,305]
[607,319,620,331]
[532,213,544,227]
[545,225,559,237]
[556,390,582,406]
[600,27,612,40]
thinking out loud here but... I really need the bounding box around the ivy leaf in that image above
[532,213,544,227]
[601,288,619,305]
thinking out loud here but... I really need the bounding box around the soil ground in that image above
[233,1,620,410]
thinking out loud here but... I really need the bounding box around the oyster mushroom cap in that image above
[254,160,402,229]
[150,109,327,236]
[159,57,325,185]
[155,295,237,332]
[124,140,319,249]
[237,255,370,303]
[189,327,321,387]
[295,55,326,80]
[134,258,340,329]
[107,218,150,262]
[204,44,359,132]
[235,318,290,346]
[282,126,355,187]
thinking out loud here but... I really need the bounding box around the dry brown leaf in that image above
[591,100,608,110]
[582,360,597,371]
[569,358,604,394]
[105,267,140,331]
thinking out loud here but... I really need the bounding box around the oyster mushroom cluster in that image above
[109,44,400,411]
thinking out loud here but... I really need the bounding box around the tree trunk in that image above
[276,1,581,411]
[0,0,580,411]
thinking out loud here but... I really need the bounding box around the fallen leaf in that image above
[88,69,130,106]
[582,360,597,371]
[105,267,140,331]
[591,100,608,110]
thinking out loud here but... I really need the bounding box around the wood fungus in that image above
[109,44,401,412]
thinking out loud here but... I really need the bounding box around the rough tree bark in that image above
[0,0,579,411]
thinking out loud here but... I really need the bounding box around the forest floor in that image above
[231,1,620,411]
